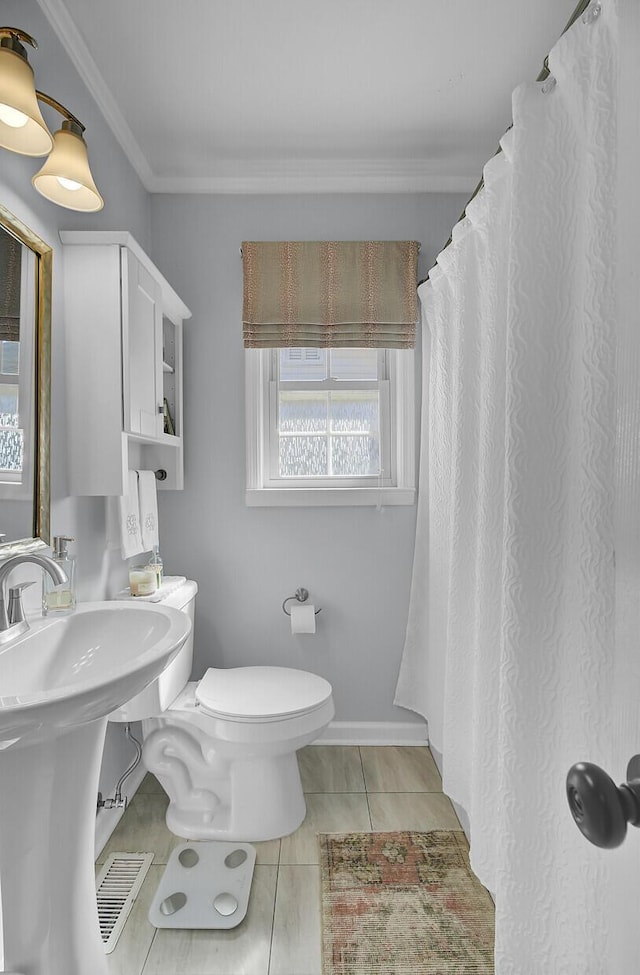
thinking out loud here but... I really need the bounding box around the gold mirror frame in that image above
[0,203,51,554]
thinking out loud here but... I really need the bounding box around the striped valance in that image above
[242,240,419,349]
[0,320,19,342]
[0,228,21,343]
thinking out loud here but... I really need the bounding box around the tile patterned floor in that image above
[97,745,461,975]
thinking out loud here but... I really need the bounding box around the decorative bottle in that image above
[146,544,164,589]
[43,535,76,615]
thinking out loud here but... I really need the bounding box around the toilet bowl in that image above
[111,580,334,841]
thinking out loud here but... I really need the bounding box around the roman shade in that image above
[0,228,21,342]
[242,240,419,349]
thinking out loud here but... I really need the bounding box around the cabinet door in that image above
[121,248,163,438]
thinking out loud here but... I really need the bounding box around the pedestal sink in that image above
[0,600,192,975]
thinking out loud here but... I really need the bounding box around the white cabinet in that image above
[123,247,163,439]
[61,231,191,495]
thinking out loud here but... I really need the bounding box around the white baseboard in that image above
[94,763,147,860]
[316,720,428,746]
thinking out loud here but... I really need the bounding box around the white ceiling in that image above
[37,0,578,194]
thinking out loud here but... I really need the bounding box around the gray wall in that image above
[149,193,465,724]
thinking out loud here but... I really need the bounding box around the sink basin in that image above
[0,600,191,975]
[0,600,192,747]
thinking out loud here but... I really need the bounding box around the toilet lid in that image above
[195,666,332,721]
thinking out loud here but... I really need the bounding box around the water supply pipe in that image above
[97,723,143,811]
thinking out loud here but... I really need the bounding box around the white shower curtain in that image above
[396,2,640,970]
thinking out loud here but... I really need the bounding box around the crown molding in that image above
[36,0,478,197]
[146,163,477,196]
[36,0,154,187]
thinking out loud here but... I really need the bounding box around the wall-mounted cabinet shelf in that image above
[61,231,191,495]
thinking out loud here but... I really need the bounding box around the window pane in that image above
[331,435,380,476]
[279,391,327,433]
[330,390,379,433]
[279,435,327,477]
[273,348,386,483]
[330,391,381,476]
[0,419,23,472]
[279,348,327,382]
[0,385,18,414]
[329,348,378,381]
[0,341,20,376]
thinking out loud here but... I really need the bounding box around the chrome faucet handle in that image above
[0,553,66,644]
[8,581,36,625]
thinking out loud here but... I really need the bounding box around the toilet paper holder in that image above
[282,588,322,616]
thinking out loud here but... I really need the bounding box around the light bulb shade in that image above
[0,45,53,155]
[32,125,104,212]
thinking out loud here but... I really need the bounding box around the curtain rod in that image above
[419,0,595,286]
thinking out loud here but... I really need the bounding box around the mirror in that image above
[0,204,51,553]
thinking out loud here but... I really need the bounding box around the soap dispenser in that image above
[43,535,76,615]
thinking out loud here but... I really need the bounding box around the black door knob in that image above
[566,756,640,848]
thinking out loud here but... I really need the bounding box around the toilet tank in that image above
[108,579,197,722]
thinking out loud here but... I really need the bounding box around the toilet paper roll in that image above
[290,604,316,634]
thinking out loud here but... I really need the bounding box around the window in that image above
[246,347,415,506]
[0,239,36,498]
[274,348,388,482]
[0,337,26,487]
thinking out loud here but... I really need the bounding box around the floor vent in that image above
[96,852,154,953]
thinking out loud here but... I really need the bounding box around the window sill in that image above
[245,487,416,507]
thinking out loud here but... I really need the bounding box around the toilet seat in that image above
[196,666,332,723]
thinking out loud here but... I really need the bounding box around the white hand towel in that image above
[138,469,160,551]
[118,470,145,559]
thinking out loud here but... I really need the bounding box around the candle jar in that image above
[129,565,158,597]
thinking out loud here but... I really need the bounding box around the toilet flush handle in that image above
[566,755,640,848]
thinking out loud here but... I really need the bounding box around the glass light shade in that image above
[32,125,104,212]
[0,46,53,155]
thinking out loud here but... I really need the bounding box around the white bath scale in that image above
[149,841,256,929]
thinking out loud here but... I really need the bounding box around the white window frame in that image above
[245,347,415,507]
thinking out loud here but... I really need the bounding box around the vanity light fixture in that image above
[31,92,104,212]
[0,28,52,154]
[0,27,103,212]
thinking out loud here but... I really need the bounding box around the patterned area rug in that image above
[319,831,494,974]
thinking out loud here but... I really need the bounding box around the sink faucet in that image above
[0,553,68,645]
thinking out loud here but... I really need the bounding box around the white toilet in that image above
[112,580,334,841]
